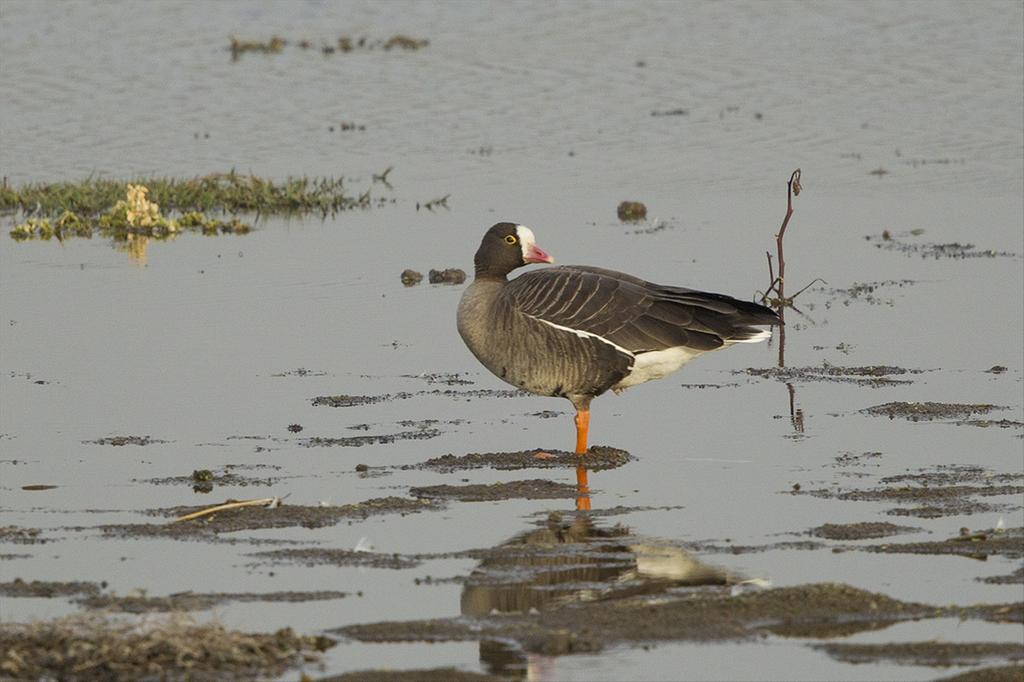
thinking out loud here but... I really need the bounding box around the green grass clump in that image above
[1,171,377,219]
[9,184,249,243]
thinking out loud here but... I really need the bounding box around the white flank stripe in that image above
[525,314,635,364]
[730,328,773,343]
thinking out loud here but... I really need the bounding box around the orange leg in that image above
[575,464,591,511]
[574,409,590,455]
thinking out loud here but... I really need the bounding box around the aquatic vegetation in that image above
[2,171,382,220]
[5,172,391,260]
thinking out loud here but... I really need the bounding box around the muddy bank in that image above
[0,612,333,681]
[100,497,438,540]
[410,479,580,502]
[410,445,632,472]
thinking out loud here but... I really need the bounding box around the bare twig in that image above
[171,497,281,523]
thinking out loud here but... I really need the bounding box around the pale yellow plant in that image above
[124,183,173,230]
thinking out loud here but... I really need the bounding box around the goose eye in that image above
[504,235,518,245]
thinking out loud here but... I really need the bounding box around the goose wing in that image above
[503,265,778,354]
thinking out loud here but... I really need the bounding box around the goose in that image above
[457,222,781,454]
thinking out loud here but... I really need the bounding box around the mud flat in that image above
[99,497,438,540]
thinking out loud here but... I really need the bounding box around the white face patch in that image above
[515,225,536,261]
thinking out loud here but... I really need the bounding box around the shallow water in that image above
[2,1,1022,680]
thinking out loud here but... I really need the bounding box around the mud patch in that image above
[865,231,1018,259]
[411,446,632,472]
[410,479,579,502]
[742,363,922,387]
[249,548,420,570]
[312,388,526,407]
[85,435,169,446]
[980,567,1024,585]
[795,465,1024,519]
[815,641,1024,666]
[0,578,101,598]
[957,419,1024,430]
[0,612,333,680]
[78,590,348,613]
[302,428,441,447]
[140,464,282,489]
[0,526,45,544]
[862,402,1007,421]
[938,666,1024,682]
[809,522,923,540]
[100,497,438,539]
[817,279,918,307]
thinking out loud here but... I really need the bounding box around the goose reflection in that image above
[460,513,734,677]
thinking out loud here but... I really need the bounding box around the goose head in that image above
[474,222,554,279]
